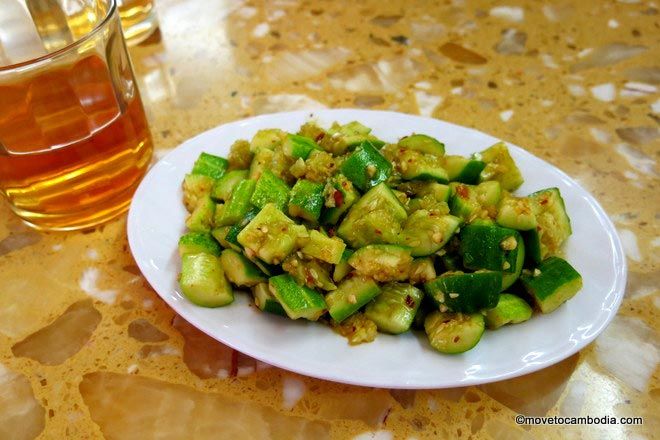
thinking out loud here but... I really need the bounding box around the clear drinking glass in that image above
[117,0,158,45]
[0,0,153,231]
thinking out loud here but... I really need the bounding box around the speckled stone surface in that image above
[1,0,658,439]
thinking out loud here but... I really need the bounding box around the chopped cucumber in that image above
[364,283,423,334]
[211,226,242,252]
[288,179,324,222]
[523,188,572,263]
[520,257,582,313]
[252,283,286,316]
[237,203,308,264]
[348,244,413,282]
[249,148,274,180]
[340,141,392,191]
[182,174,215,212]
[212,170,248,202]
[268,274,327,320]
[459,222,524,274]
[251,169,290,211]
[185,196,215,232]
[398,134,445,156]
[250,128,286,152]
[424,271,502,313]
[179,253,233,307]
[440,253,463,272]
[496,196,537,231]
[281,254,336,291]
[333,249,354,282]
[444,155,486,184]
[449,181,501,222]
[424,311,485,354]
[220,249,266,287]
[320,174,360,225]
[485,293,533,329]
[283,133,321,160]
[327,121,385,151]
[475,142,523,191]
[178,232,222,256]
[408,257,437,284]
[216,179,256,226]
[398,211,461,256]
[191,152,228,180]
[396,148,449,183]
[398,181,450,202]
[337,183,407,248]
[326,276,381,323]
[300,230,346,264]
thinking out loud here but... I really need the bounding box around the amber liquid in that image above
[0,55,153,230]
[117,0,158,44]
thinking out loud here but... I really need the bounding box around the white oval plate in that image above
[127,109,626,389]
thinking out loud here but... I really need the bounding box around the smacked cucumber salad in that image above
[177,121,583,354]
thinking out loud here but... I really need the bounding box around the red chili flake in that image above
[333,190,344,207]
[327,227,336,237]
[456,184,469,199]
[540,198,548,205]
[315,132,325,142]
[405,295,415,307]
[375,229,382,235]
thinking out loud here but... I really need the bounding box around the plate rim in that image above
[127,108,627,389]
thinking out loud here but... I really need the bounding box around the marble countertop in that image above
[1,0,658,439]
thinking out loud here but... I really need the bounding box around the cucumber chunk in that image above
[283,133,321,160]
[185,196,215,232]
[182,174,215,212]
[326,276,381,323]
[340,141,392,191]
[496,196,537,231]
[248,148,274,180]
[320,174,360,225]
[252,283,287,316]
[424,311,485,354]
[337,183,407,248]
[281,254,336,291]
[449,181,501,222]
[250,128,286,152]
[216,179,256,226]
[520,257,582,313]
[398,211,461,257]
[220,249,266,287]
[424,271,502,313]
[300,230,346,264]
[288,179,324,222]
[394,148,449,183]
[348,244,413,282]
[398,134,445,156]
[333,249,354,282]
[523,188,572,263]
[268,274,327,320]
[444,155,486,184]
[485,293,533,329]
[237,203,308,264]
[179,253,233,307]
[191,152,228,180]
[408,257,437,284]
[211,226,242,252]
[326,121,385,152]
[251,169,290,211]
[212,170,248,202]
[178,232,222,256]
[364,283,423,334]
[459,222,523,274]
[398,181,451,202]
[475,142,524,191]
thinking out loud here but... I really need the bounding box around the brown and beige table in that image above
[1,1,658,438]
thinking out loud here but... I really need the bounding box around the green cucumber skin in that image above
[191,152,229,180]
[268,274,327,320]
[364,283,423,334]
[424,271,502,313]
[288,179,325,222]
[179,253,233,307]
[284,134,321,160]
[320,175,360,225]
[398,134,445,156]
[340,141,392,191]
[460,223,523,274]
[485,293,533,329]
[326,276,382,323]
[220,249,266,287]
[444,155,486,184]
[178,232,223,257]
[212,170,248,202]
[252,283,287,316]
[186,196,215,232]
[424,311,485,354]
[251,169,290,211]
[520,257,582,314]
[217,179,256,226]
[398,212,461,257]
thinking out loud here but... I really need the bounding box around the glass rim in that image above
[0,0,117,72]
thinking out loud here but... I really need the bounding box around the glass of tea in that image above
[117,0,158,46]
[0,0,153,231]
